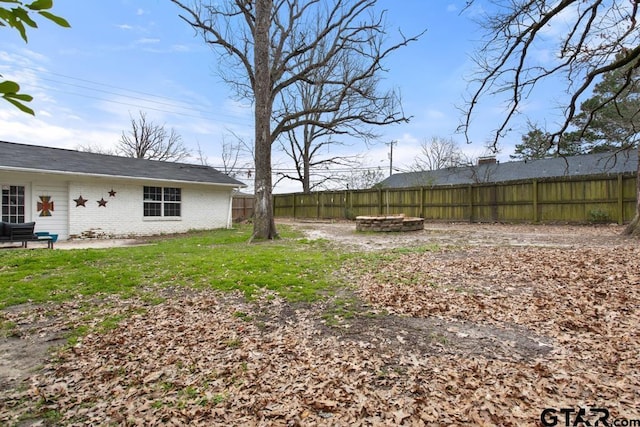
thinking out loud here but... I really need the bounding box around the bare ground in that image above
[1,221,638,425]
[282,219,629,250]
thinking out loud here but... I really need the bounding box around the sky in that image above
[0,1,572,193]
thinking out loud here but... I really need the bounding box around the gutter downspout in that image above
[226,190,236,229]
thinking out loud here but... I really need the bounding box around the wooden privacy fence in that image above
[273,173,638,224]
[232,194,255,222]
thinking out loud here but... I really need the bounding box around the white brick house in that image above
[0,141,245,241]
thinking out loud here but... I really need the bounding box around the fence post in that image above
[350,190,354,217]
[618,173,624,224]
[292,193,297,219]
[490,184,498,221]
[467,185,473,223]
[317,192,321,219]
[343,190,348,220]
[386,189,390,215]
[532,180,538,223]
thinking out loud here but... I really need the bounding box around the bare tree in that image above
[221,134,255,192]
[342,167,386,190]
[195,134,255,193]
[277,140,362,192]
[194,141,209,166]
[461,0,640,236]
[75,143,117,156]
[171,0,421,239]
[411,137,465,171]
[195,137,244,175]
[276,26,415,193]
[119,111,190,162]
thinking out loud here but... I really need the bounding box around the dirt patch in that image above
[0,332,66,392]
[0,304,71,392]
[323,311,552,362]
[282,218,629,250]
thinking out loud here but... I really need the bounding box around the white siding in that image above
[32,181,69,239]
[1,172,70,239]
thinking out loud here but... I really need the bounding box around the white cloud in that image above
[0,75,124,151]
[0,110,89,148]
[169,44,191,53]
[0,48,48,69]
[460,2,486,19]
[0,59,124,152]
[222,99,253,118]
[538,5,579,39]
[136,38,161,45]
[17,48,49,64]
[426,109,446,120]
[397,132,420,147]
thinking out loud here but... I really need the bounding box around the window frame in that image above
[1,185,26,223]
[143,186,181,219]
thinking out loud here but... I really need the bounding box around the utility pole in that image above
[386,140,397,176]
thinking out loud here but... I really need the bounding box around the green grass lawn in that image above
[0,224,349,309]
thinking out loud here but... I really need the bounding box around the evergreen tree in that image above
[511,122,584,160]
[511,125,553,160]
[462,0,640,236]
[568,53,640,152]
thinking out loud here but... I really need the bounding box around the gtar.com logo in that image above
[540,407,640,427]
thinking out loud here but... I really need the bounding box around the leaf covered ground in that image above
[1,222,639,426]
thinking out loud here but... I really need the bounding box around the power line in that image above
[28,83,247,122]
[19,66,254,126]
[214,165,388,175]
[37,77,200,113]
[23,66,211,108]
[7,69,398,175]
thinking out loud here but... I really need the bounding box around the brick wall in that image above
[68,181,232,239]
[355,215,424,232]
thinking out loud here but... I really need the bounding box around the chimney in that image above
[477,156,497,165]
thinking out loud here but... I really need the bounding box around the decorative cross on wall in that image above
[37,196,54,217]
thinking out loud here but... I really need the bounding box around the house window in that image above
[143,186,181,217]
[163,187,181,217]
[1,185,26,223]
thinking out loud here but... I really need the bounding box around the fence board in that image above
[319,192,347,219]
[349,190,382,217]
[232,195,254,221]
[422,186,469,220]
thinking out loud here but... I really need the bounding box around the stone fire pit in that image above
[355,214,424,232]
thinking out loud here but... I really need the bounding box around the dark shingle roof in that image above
[0,141,245,187]
[379,150,638,188]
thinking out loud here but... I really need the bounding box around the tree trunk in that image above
[623,145,640,237]
[252,0,278,240]
[303,138,311,193]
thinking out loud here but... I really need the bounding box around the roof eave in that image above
[0,166,246,188]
